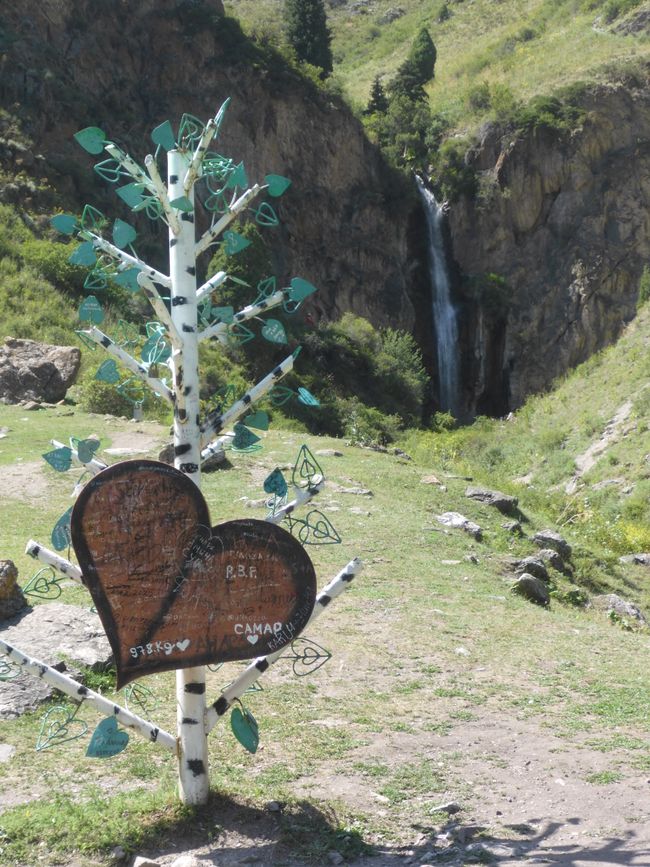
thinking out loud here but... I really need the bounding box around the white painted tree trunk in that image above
[167,149,209,805]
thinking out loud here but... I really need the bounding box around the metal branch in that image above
[81,232,171,288]
[137,273,182,348]
[205,558,363,733]
[50,439,106,476]
[144,155,181,234]
[198,290,287,343]
[0,638,176,750]
[265,480,326,524]
[184,118,218,193]
[195,185,262,257]
[104,143,157,196]
[196,270,228,303]
[25,540,84,585]
[82,327,175,404]
[199,350,297,448]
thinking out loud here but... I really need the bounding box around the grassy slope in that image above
[1,299,649,862]
[226,0,650,119]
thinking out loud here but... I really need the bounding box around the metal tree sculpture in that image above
[0,101,363,806]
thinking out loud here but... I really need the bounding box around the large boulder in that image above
[465,486,518,516]
[0,337,80,404]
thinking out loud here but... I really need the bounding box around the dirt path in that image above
[565,400,634,494]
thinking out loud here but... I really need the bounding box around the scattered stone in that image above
[430,801,461,815]
[392,447,412,459]
[591,594,647,625]
[0,743,15,762]
[349,506,371,516]
[170,857,208,867]
[464,554,479,564]
[0,603,112,717]
[244,497,267,509]
[378,7,405,25]
[315,448,343,457]
[0,337,81,404]
[266,800,282,812]
[158,442,174,464]
[511,556,549,583]
[502,520,523,535]
[109,846,126,863]
[441,559,461,565]
[465,486,518,516]
[455,646,470,656]
[591,477,625,490]
[133,857,161,867]
[0,560,27,620]
[512,573,550,606]
[202,448,227,471]
[435,512,482,540]
[532,529,571,560]
[327,852,345,865]
[0,425,9,437]
[421,474,443,486]
[338,487,373,496]
[537,548,567,573]
[619,553,650,566]
[22,399,40,410]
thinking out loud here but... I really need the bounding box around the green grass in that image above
[226,0,650,125]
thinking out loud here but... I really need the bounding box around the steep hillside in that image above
[0,0,417,332]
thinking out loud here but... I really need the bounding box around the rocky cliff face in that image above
[448,74,650,415]
[0,0,417,330]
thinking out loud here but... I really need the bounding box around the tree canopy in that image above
[283,0,333,76]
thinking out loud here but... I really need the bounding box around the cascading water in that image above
[416,176,460,416]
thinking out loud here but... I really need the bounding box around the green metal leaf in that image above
[83,269,108,292]
[254,202,279,227]
[71,436,100,463]
[213,97,231,136]
[116,183,145,208]
[298,387,320,407]
[94,158,124,184]
[80,204,106,231]
[265,174,291,197]
[43,447,72,473]
[289,277,318,303]
[52,507,73,551]
[226,161,248,190]
[244,410,269,431]
[169,195,194,213]
[223,231,250,255]
[50,214,78,235]
[95,359,120,384]
[36,703,88,751]
[261,319,288,345]
[232,422,261,452]
[69,242,97,268]
[210,305,234,324]
[113,267,141,292]
[178,113,205,148]
[112,219,137,249]
[151,120,176,152]
[78,295,104,324]
[86,717,129,758]
[230,706,259,754]
[74,126,106,155]
[264,467,287,497]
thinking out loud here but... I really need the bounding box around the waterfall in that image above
[416,176,459,416]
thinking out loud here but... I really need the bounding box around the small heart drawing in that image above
[86,717,129,758]
[71,460,316,687]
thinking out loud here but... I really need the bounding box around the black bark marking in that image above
[185,682,206,695]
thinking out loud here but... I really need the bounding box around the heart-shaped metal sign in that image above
[71,460,316,688]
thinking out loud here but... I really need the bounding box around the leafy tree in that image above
[408,27,437,83]
[364,76,389,115]
[283,0,333,76]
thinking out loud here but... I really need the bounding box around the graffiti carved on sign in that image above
[71,460,316,687]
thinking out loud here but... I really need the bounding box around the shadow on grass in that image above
[0,788,371,865]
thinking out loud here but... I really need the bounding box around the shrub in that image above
[637,266,650,308]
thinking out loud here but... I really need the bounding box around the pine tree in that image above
[389,27,436,102]
[364,76,389,115]
[283,0,333,76]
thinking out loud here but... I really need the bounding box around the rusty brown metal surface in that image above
[71,460,316,687]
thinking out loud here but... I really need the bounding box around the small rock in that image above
[0,426,9,438]
[392,448,412,460]
[171,856,209,867]
[512,573,550,606]
[133,857,161,867]
[339,487,373,496]
[349,507,370,516]
[532,529,571,560]
[435,512,482,539]
[537,548,567,572]
[619,553,650,567]
[465,486,518,516]
[430,801,461,815]
[109,846,126,863]
[590,593,647,625]
[266,800,282,812]
[455,646,470,656]
[158,443,174,464]
[464,554,479,564]
[0,560,27,620]
[511,556,549,583]
[421,474,443,486]
[327,852,344,865]
[0,744,15,762]
[502,520,523,535]
[22,399,41,410]
[315,448,343,457]
[244,498,268,509]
